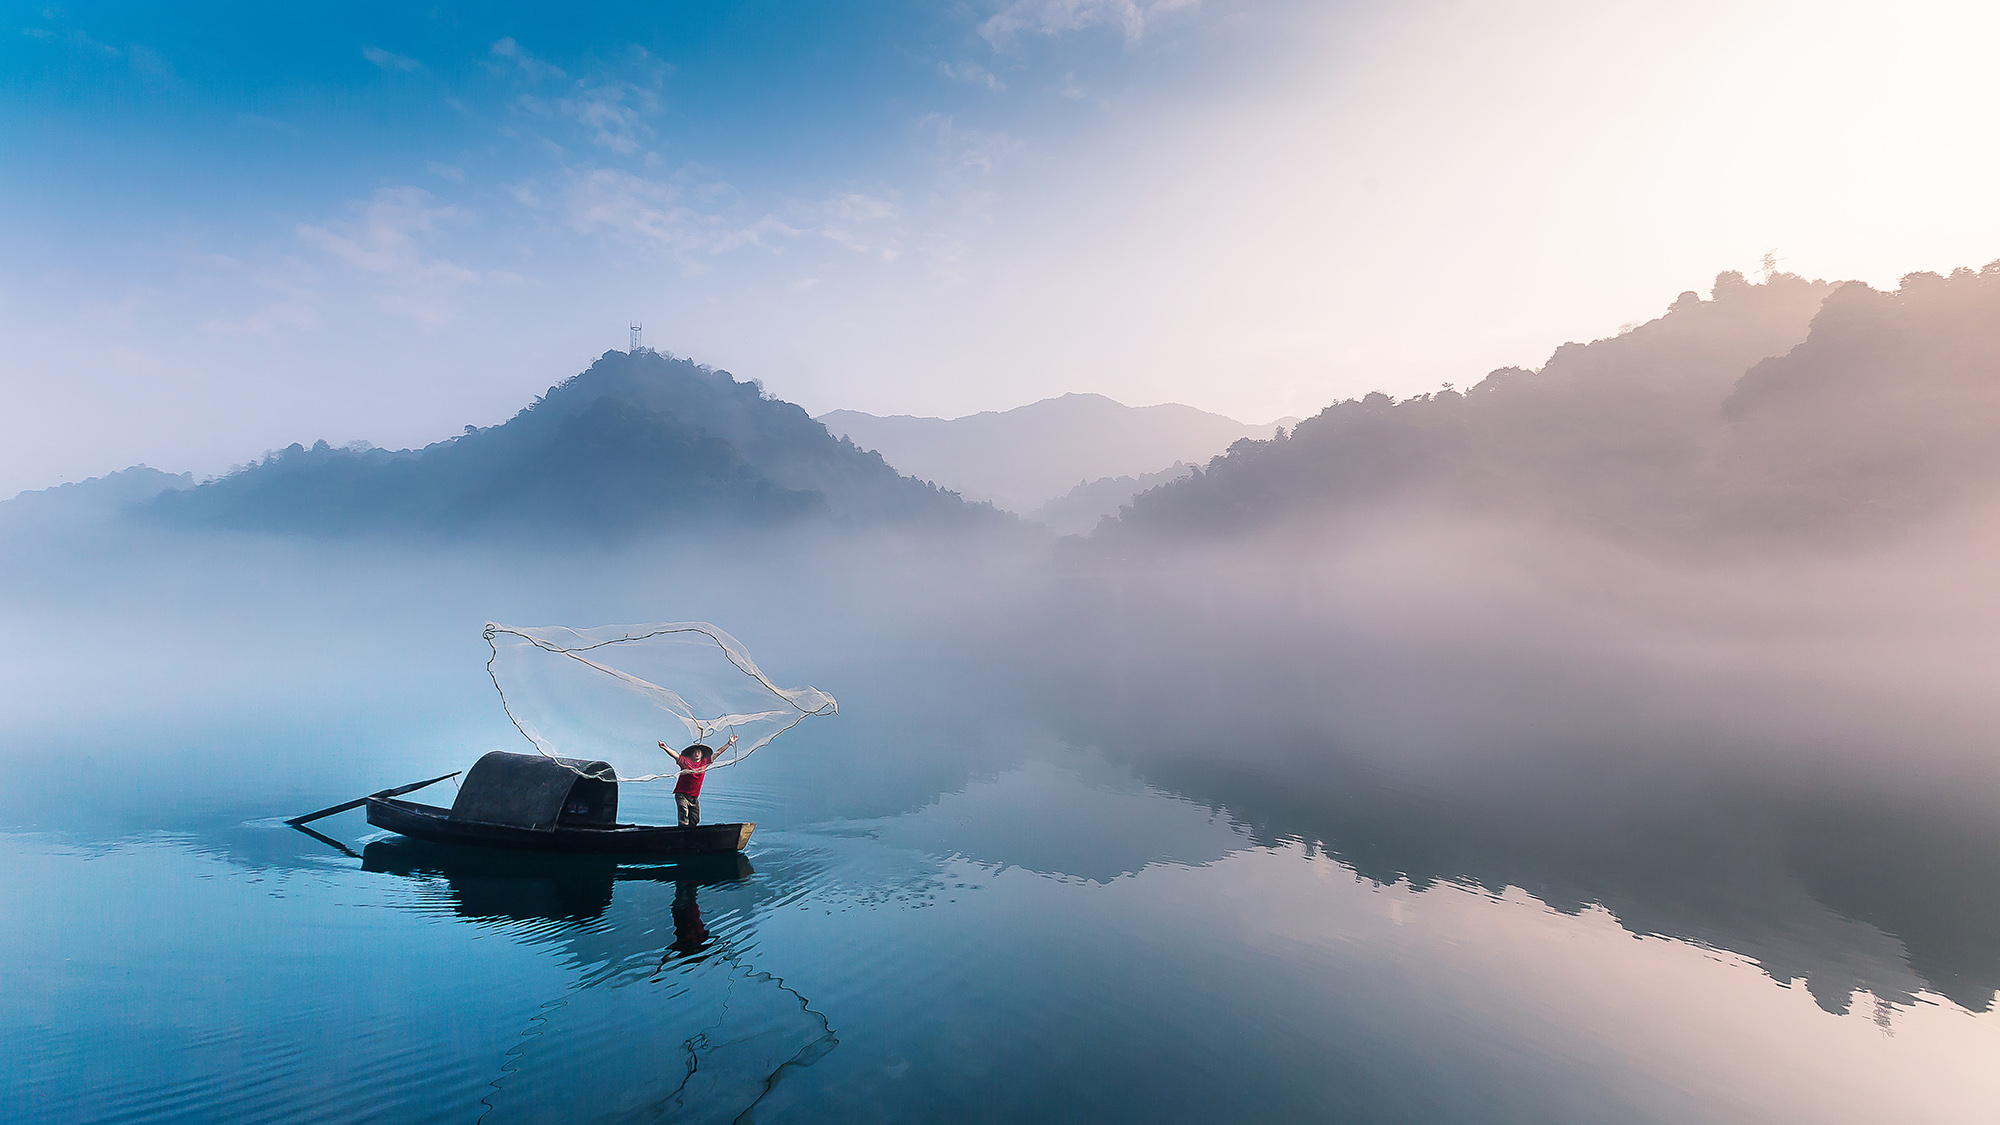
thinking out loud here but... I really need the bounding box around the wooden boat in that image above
[365,750,754,855]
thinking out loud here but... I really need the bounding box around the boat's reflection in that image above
[361,836,752,954]
[361,836,834,1120]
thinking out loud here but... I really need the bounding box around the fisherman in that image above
[659,734,735,827]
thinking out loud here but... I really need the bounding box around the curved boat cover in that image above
[450,751,618,831]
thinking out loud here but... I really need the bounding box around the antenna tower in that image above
[629,323,644,353]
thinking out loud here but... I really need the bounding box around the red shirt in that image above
[673,754,707,797]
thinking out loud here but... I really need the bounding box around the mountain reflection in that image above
[1068,732,2000,1015]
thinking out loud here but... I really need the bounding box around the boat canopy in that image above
[450,751,619,831]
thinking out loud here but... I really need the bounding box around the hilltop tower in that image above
[629,323,645,354]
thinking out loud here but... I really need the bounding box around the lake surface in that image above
[2,534,1997,1123]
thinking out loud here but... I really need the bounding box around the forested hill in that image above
[151,349,985,534]
[1094,266,2000,551]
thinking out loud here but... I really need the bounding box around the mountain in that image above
[149,349,984,535]
[1027,462,1194,536]
[1715,267,2000,536]
[817,393,1291,513]
[3,464,194,532]
[1,465,193,530]
[1088,268,2000,550]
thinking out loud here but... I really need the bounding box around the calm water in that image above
[3,535,1998,1122]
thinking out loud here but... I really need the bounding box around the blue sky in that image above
[5,0,1999,493]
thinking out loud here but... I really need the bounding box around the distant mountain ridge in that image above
[1095,265,2000,551]
[5,465,192,511]
[818,393,1291,513]
[1028,462,1194,536]
[31,266,1994,548]
[147,349,983,535]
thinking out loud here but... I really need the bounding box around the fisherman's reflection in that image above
[668,876,713,958]
[659,854,757,967]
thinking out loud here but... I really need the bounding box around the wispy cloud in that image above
[21,25,121,56]
[491,40,669,156]
[21,21,174,80]
[204,299,322,339]
[362,45,422,72]
[559,78,661,154]
[810,193,903,260]
[918,113,1026,174]
[565,170,907,267]
[940,60,1005,90]
[296,187,481,323]
[567,169,800,260]
[189,251,324,339]
[490,37,565,82]
[981,0,1200,45]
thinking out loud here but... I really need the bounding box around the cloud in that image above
[918,113,1026,174]
[361,45,421,72]
[570,174,903,264]
[940,60,1005,90]
[558,47,669,154]
[21,25,120,56]
[567,169,801,258]
[296,187,481,323]
[21,21,172,79]
[822,193,899,224]
[427,161,465,182]
[183,250,325,339]
[203,301,322,339]
[559,80,661,154]
[566,167,909,267]
[492,41,667,155]
[810,193,903,259]
[490,37,564,82]
[981,0,1200,45]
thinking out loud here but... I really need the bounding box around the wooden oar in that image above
[285,771,461,826]
[290,821,362,859]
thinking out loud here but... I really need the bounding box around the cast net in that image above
[483,622,837,782]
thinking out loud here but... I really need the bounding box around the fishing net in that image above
[484,622,837,782]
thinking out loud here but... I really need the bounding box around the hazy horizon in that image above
[6,261,1969,503]
[10,0,2000,495]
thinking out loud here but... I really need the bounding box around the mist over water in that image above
[1038,511,2000,1011]
[5,496,1998,1122]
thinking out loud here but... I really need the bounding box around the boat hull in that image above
[367,797,754,855]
